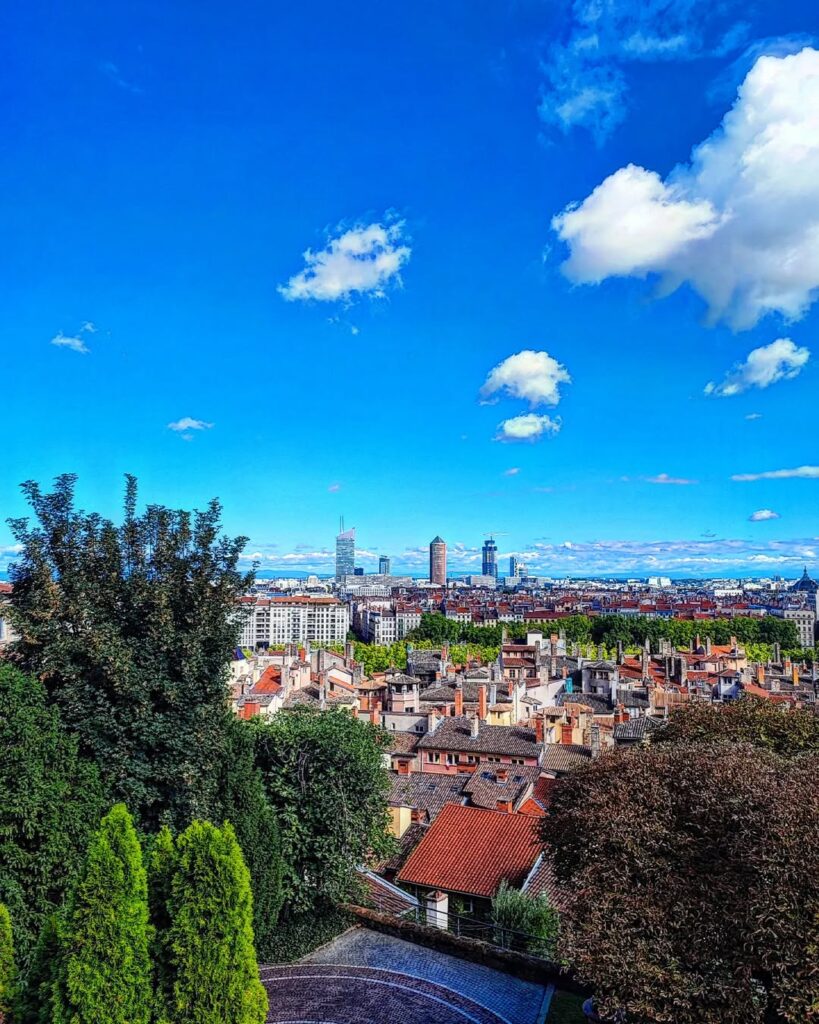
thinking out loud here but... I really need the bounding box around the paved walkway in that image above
[261,927,552,1024]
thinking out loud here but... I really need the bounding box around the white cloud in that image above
[552,48,819,329]
[749,509,781,521]
[539,0,748,142]
[80,321,97,333]
[327,483,341,493]
[503,467,520,476]
[705,338,809,396]
[167,417,214,433]
[745,412,763,420]
[645,473,699,485]
[732,465,819,481]
[279,221,411,302]
[495,414,561,442]
[480,350,571,407]
[51,332,90,355]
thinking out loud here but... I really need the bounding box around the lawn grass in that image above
[547,990,587,1023]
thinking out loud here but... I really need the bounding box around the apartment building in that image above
[239,596,350,647]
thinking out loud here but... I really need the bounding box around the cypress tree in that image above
[14,916,59,1024]
[0,904,16,1023]
[166,821,268,1024]
[53,805,152,1024]
[146,827,176,1024]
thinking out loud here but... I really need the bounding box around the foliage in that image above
[252,707,395,913]
[162,820,268,1024]
[490,881,559,958]
[0,904,16,1023]
[215,717,284,960]
[0,664,105,965]
[352,641,407,674]
[547,992,587,1024]
[5,474,252,831]
[53,804,152,1024]
[14,916,59,1024]
[542,742,819,1024]
[262,902,353,964]
[655,695,819,758]
[146,827,176,1024]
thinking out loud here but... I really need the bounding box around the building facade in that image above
[335,528,355,581]
[379,555,391,575]
[429,536,446,585]
[239,596,350,647]
[482,537,497,579]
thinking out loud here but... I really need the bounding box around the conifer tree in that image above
[14,916,59,1024]
[53,805,152,1024]
[166,821,267,1024]
[146,827,176,1024]
[0,904,16,1024]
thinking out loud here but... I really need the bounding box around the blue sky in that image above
[3,0,819,578]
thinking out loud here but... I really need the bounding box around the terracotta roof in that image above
[417,717,543,759]
[397,803,541,899]
[387,772,466,819]
[540,744,592,773]
[462,765,540,810]
[523,855,568,911]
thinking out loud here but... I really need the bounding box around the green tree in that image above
[215,717,284,960]
[163,821,267,1024]
[252,707,394,914]
[146,828,177,1024]
[14,916,60,1024]
[0,664,104,964]
[0,904,16,1024]
[53,804,152,1024]
[655,695,819,758]
[490,881,559,958]
[5,474,252,830]
[542,742,819,1024]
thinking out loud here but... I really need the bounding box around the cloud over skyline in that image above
[278,220,411,302]
[552,48,819,329]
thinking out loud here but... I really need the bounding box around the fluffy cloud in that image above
[539,0,747,142]
[278,221,411,302]
[51,332,90,355]
[167,417,214,438]
[732,465,819,482]
[480,350,571,407]
[495,414,561,443]
[749,509,780,521]
[705,338,810,396]
[327,483,341,493]
[645,473,699,485]
[552,48,819,329]
[503,467,520,476]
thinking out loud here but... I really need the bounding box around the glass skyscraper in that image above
[482,536,497,579]
[335,528,355,581]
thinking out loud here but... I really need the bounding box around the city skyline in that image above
[3,0,819,579]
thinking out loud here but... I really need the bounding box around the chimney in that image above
[560,722,573,745]
[489,682,497,706]
[792,663,800,686]
[705,636,712,656]
[695,634,701,652]
[345,641,354,661]
[756,663,765,686]
[454,683,464,717]
[773,642,781,664]
[496,767,509,782]
[534,716,545,743]
[590,722,601,759]
[427,709,441,734]
[496,800,513,813]
[470,715,480,738]
[477,684,488,720]
[616,640,624,665]
[784,656,792,673]
[730,635,737,651]
[319,681,327,711]
[441,641,450,663]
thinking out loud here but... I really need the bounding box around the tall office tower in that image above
[482,536,498,579]
[379,555,391,575]
[429,536,447,585]
[509,555,519,577]
[335,525,355,582]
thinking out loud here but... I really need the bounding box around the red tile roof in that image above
[396,803,540,899]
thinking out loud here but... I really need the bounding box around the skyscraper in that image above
[482,536,497,579]
[429,536,446,585]
[335,526,355,582]
[379,555,391,575]
[509,555,519,577]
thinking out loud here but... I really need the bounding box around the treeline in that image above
[1,476,394,1019]
[406,611,803,653]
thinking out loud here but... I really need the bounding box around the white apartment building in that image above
[783,608,816,648]
[239,596,350,648]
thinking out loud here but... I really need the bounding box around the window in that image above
[446,753,458,765]
[427,752,440,763]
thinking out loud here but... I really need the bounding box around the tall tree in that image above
[146,828,177,1024]
[0,904,16,1024]
[14,916,60,1024]
[53,805,152,1024]
[162,821,267,1024]
[5,474,252,829]
[542,742,819,1024]
[216,718,284,961]
[253,707,394,914]
[0,664,104,964]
